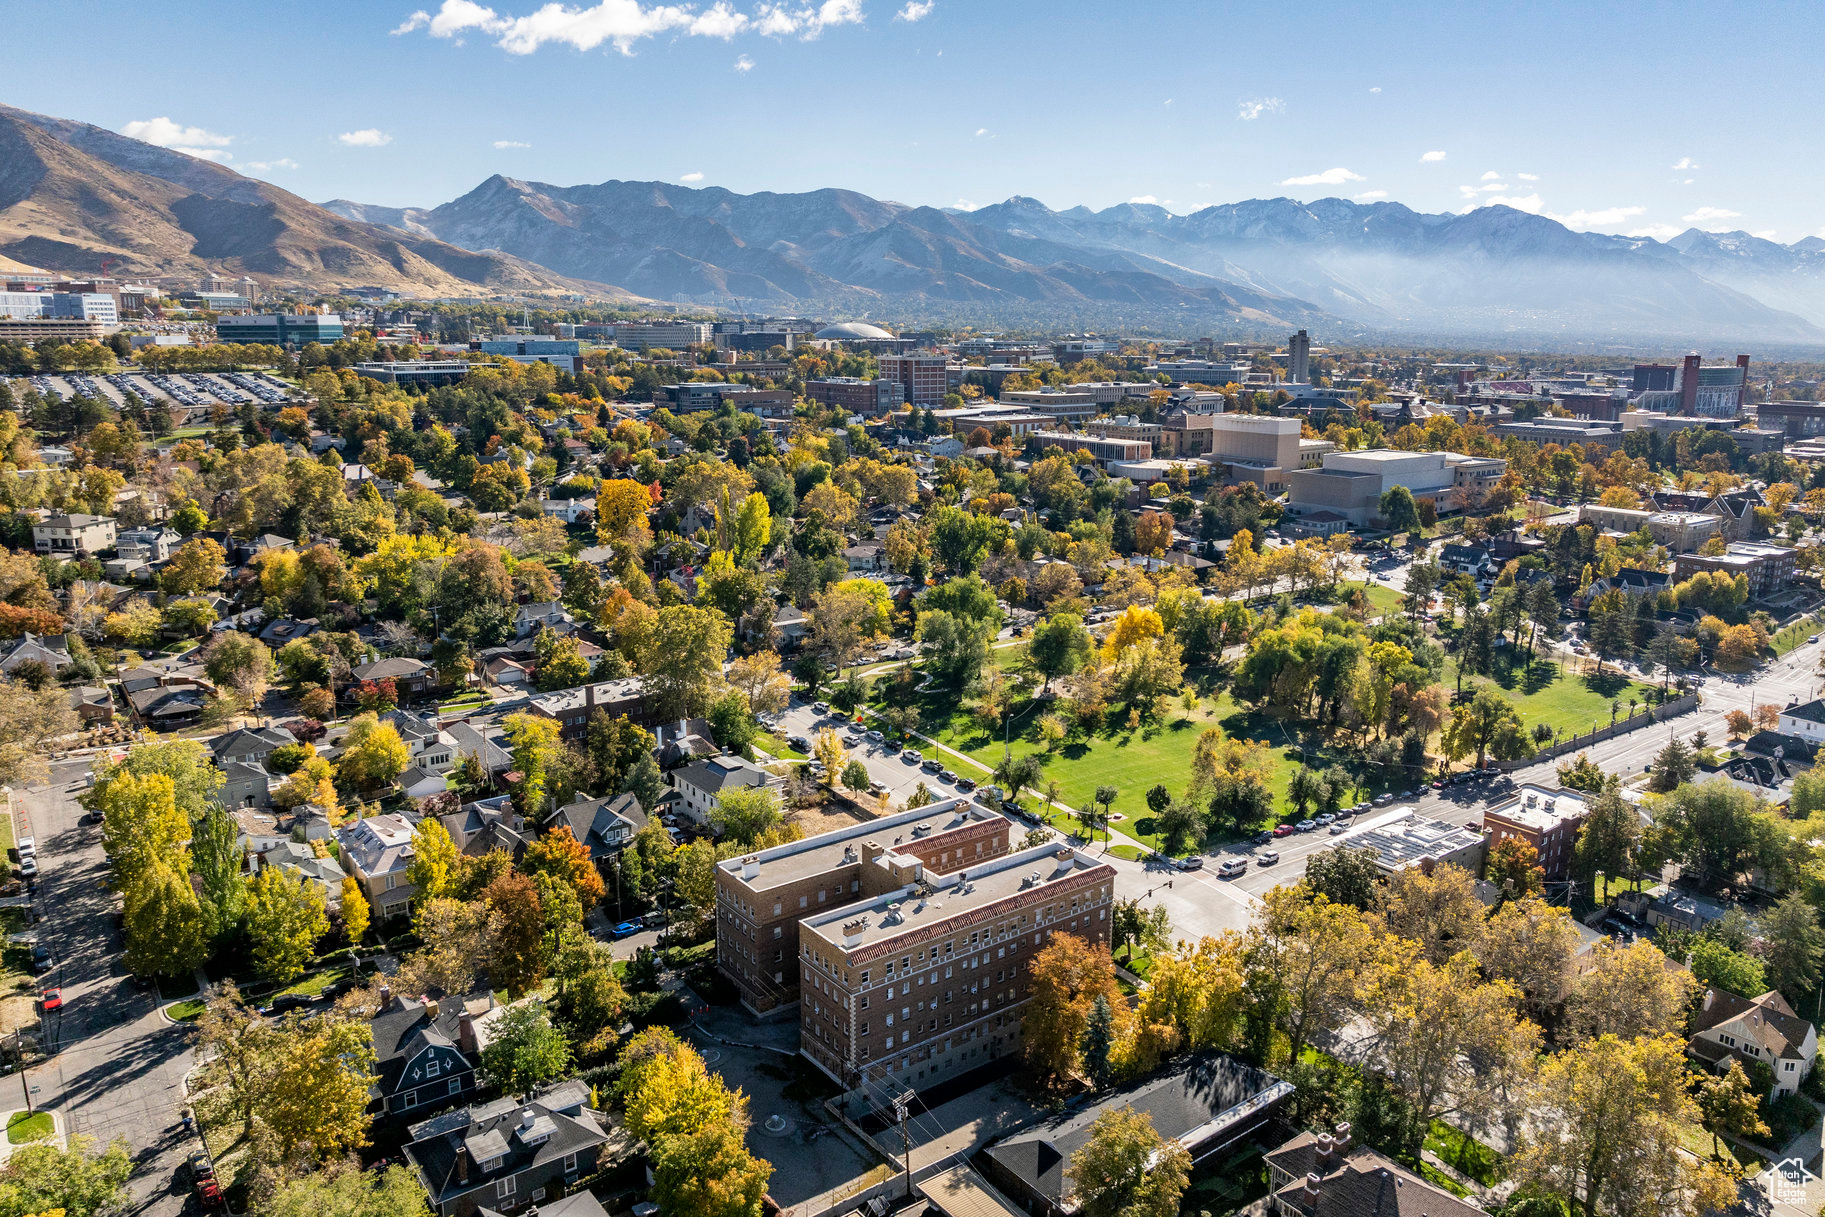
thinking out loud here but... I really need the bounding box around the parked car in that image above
[15,838,34,858]
[1216,858,1247,878]
[787,735,810,751]
[1257,850,1280,865]
[866,729,884,742]
[954,776,977,792]
[921,759,943,773]
[18,858,37,879]
[1314,813,1336,826]
[939,769,958,784]
[188,1154,214,1185]
[901,748,922,762]
[812,701,829,714]
[1295,820,1317,833]
[1373,793,1393,806]
[1252,830,1275,846]
[39,988,60,1012]
[1272,824,1296,838]
[29,945,51,973]
[261,993,321,1016]
[1329,821,1351,835]
[611,920,643,939]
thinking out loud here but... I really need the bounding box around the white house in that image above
[1689,987,1819,1099]
[337,813,417,921]
[668,755,785,831]
[1778,698,1825,743]
[538,497,595,524]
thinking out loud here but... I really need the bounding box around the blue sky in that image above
[6,0,1820,242]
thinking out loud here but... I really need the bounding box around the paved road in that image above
[17,759,195,1217]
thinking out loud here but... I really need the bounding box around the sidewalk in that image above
[0,1108,66,1163]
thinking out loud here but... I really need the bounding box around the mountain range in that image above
[2,102,1823,347]
[324,179,1825,346]
[0,104,626,299]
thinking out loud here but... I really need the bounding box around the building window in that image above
[497,1177,516,1200]
[565,1152,578,1173]
[449,1078,462,1095]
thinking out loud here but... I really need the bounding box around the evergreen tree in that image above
[1082,995,1115,1090]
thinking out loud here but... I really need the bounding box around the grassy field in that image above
[1771,617,1818,657]
[1447,656,1660,741]
[878,677,1404,852]
[755,731,806,761]
[1339,579,1406,619]
[165,999,205,1022]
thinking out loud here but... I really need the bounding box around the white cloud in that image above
[1684,206,1741,226]
[895,0,933,20]
[493,140,531,148]
[338,129,393,147]
[246,158,299,171]
[1237,97,1284,121]
[1420,150,1447,163]
[1281,167,1362,187]
[954,198,978,211]
[1752,229,1778,240]
[975,127,988,137]
[1163,99,1172,108]
[1672,156,1699,170]
[1480,170,1502,181]
[1551,204,1644,227]
[1516,172,1538,181]
[1459,183,1508,197]
[1128,195,1157,205]
[734,53,754,69]
[1354,190,1388,200]
[121,117,234,160]
[680,171,704,182]
[1626,223,1684,241]
[1683,178,1694,185]
[1369,85,1381,93]
[395,0,855,56]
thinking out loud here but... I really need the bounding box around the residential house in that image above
[771,604,808,650]
[981,1055,1293,1217]
[400,766,449,799]
[0,633,71,675]
[352,657,433,699]
[440,798,532,860]
[1615,886,1737,933]
[1689,987,1819,1098]
[114,527,181,564]
[252,839,346,910]
[220,761,274,810]
[124,679,208,726]
[654,717,716,768]
[210,725,298,768]
[384,709,458,773]
[1570,567,1672,613]
[842,542,886,571]
[668,754,785,831]
[337,813,418,921]
[1264,1125,1483,1217]
[537,498,595,525]
[546,793,646,867]
[32,514,116,556]
[527,678,655,741]
[371,990,486,1117]
[481,655,531,688]
[515,602,572,638]
[446,721,514,786]
[1778,698,1825,746]
[258,617,319,647]
[402,1083,612,1217]
[69,685,113,724]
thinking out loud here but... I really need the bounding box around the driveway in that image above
[16,760,196,1217]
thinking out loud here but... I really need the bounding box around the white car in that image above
[1216,858,1248,879]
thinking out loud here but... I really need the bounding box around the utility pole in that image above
[893,1089,916,1199]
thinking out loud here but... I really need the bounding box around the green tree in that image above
[638,605,733,719]
[336,713,410,791]
[650,1121,774,1217]
[0,1135,134,1217]
[1646,738,1695,794]
[1687,936,1767,997]
[503,712,562,814]
[191,803,246,943]
[124,860,209,977]
[264,1164,432,1217]
[1081,995,1115,1090]
[1029,612,1093,690]
[841,758,871,791]
[405,816,459,906]
[1573,779,1641,901]
[1441,685,1534,770]
[711,786,781,846]
[1303,845,1381,911]
[479,1000,574,1096]
[1760,893,1825,999]
[1695,1059,1769,1160]
[1378,485,1422,537]
[244,866,330,984]
[622,753,665,814]
[485,872,546,998]
[1066,1106,1191,1217]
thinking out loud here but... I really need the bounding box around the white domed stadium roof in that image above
[815,321,895,340]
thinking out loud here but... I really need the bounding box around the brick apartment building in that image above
[879,354,950,406]
[1482,783,1588,882]
[1673,542,1797,600]
[806,377,904,416]
[716,801,1116,1095]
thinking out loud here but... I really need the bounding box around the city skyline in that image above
[4,0,1821,243]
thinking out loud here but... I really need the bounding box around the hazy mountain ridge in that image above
[326,178,1825,343]
[0,104,629,299]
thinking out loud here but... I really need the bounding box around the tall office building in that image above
[1288,329,1311,384]
[879,353,950,406]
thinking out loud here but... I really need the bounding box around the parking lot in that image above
[770,698,983,807]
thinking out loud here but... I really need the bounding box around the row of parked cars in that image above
[797,703,978,796]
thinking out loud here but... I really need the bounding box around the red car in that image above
[39,988,60,1012]
[1272,824,1296,838]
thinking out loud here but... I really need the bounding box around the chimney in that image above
[520,1108,536,1130]
[378,981,393,1008]
[585,683,596,711]
[458,1011,478,1055]
[424,998,440,1020]
[864,841,885,864]
[457,1152,469,1184]
[1703,989,1716,1012]
[1302,1172,1321,1205]
[842,919,868,948]
[1332,1122,1351,1153]
[1314,1133,1336,1169]
[741,854,759,880]
[1054,847,1075,876]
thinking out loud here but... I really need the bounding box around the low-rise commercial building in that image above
[998,388,1098,422]
[1284,450,1507,527]
[1483,784,1588,882]
[354,360,472,387]
[1029,430,1151,465]
[526,678,654,739]
[1673,542,1796,599]
[1347,812,1486,875]
[217,313,345,346]
[1578,504,1721,551]
[475,338,583,375]
[610,320,712,349]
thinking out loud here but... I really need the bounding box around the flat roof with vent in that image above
[797,842,1113,955]
[1486,783,1588,832]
